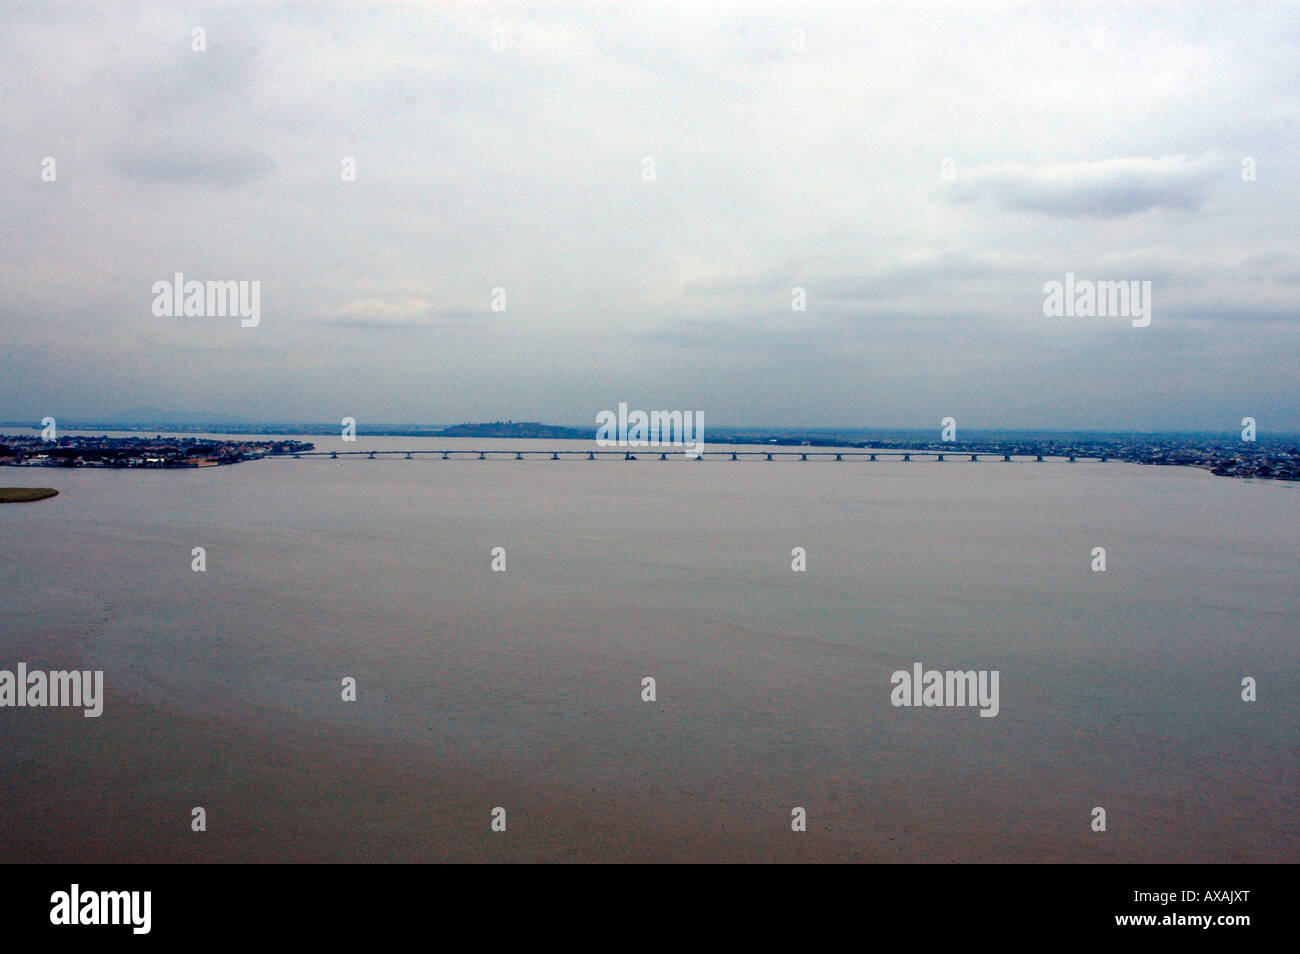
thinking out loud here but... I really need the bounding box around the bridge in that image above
[283,449,1111,463]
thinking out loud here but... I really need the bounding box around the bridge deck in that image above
[281,449,1108,462]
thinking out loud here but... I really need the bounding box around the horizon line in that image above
[3,420,1297,440]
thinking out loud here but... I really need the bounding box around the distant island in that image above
[0,487,59,503]
[437,421,590,440]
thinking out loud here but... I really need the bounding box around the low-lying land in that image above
[2,425,1296,479]
[0,487,59,503]
[0,435,314,469]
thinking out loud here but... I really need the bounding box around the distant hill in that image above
[438,421,591,439]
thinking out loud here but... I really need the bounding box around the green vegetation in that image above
[0,487,59,503]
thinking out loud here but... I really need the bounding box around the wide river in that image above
[1,434,1296,862]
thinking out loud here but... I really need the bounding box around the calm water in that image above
[2,434,1297,860]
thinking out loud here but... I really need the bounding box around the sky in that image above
[1,0,1297,432]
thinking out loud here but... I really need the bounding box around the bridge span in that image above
[283,449,1110,463]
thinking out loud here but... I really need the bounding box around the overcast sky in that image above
[2,1,1297,431]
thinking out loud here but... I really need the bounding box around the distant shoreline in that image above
[0,435,313,471]
[3,424,1296,480]
[4,419,1299,443]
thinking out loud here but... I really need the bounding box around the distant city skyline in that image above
[3,3,1297,430]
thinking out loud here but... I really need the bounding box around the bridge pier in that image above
[1003,454,1012,462]
[766,453,773,461]
[405,452,413,459]
[834,454,842,461]
[1100,456,1108,462]
[970,454,979,461]
[478,451,486,460]
[1068,455,1076,462]
[552,452,560,460]
[937,454,944,462]
[731,452,738,461]
[442,452,449,460]
[1035,455,1044,462]
[330,451,337,459]
[903,453,910,461]
[869,453,876,461]
[660,452,668,461]
[516,452,523,460]
[800,453,808,461]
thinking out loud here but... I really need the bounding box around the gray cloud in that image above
[812,251,1044,302]
[0,4,1297,430]
[322,297,490,330]
[944,155,1224,218]
[113,143,274,188]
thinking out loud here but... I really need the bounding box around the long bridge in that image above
[283,448,1112,463]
